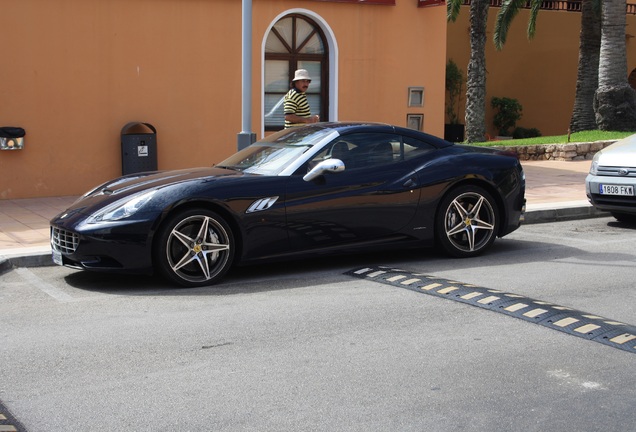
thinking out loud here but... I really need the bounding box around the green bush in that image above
[445,59,464,125]
[513,127,541,139]
[491,97,523,136]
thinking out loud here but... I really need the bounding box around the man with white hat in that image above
[284,69,320,128]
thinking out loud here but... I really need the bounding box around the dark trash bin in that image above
[0,126,25,150]
[121,122,157,175]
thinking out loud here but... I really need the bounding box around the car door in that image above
[284,132,421,251]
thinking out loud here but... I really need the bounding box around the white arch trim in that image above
[260,8,339,138]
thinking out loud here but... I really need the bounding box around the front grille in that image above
[50,226,79,253]
[597,166,636,177]
[592,194,636,208]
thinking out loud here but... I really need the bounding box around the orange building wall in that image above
[0,0,447,199]
[447,7,636,138]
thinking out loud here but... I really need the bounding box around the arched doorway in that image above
[263,14,329,131]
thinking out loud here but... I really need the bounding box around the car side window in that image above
[403,136,436,160]
[306,133,403,171]
[329,133,402,169]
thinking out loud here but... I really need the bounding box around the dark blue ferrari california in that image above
[50,122,525,287]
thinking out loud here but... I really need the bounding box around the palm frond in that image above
[447,0,462,22]
[527,0,542,39]
[493,0,527,50]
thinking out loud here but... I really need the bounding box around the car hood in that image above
[67,166,245,211]
[596,133,636,167]
[90,167,241,194]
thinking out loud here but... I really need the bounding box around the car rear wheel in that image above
[155,208,235,287]
[435,185,499,258]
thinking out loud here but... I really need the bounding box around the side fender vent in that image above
[246,196,279,214]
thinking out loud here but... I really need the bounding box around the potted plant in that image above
[491,96,523,138]
[444,59,465,142]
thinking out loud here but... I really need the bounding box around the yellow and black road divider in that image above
[0,400,26,432]
[346,266,636,354]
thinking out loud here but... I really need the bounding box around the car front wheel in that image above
[435,185,499,258]
[611,212,636,224]
[155,208,235,287]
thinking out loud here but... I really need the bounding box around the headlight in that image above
[589,156,599,175]
[87,190,157,223]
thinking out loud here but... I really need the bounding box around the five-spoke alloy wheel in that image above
[435,185,499,257]
[155,208,235,287]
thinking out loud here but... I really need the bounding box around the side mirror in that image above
[303,158,345,182]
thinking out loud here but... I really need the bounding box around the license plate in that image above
[52,250,63,266]
[599,184,634,196]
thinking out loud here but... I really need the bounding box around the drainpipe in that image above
[237,0,257,150]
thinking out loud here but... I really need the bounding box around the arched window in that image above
[629,68,636,90]
[264,14,328,131]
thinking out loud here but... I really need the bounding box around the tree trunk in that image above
[569,0,601,132]
[594,0,636,130]
[464,0,489,143]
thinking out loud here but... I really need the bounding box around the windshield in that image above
[217,126,337,175]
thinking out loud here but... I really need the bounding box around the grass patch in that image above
[471,130,634,147]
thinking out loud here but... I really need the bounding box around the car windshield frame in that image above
[217,126,339,176]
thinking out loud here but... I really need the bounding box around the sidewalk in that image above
[0,159,607,272]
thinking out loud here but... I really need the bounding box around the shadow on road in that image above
[60,235,626,295]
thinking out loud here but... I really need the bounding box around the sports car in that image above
[50,122,526,287]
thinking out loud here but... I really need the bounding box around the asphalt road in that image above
[1,216,635,432]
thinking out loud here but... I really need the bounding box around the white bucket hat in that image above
[292,69,312,82]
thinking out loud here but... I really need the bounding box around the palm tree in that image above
[493,0,601,133]
[448,0,489,142]
[594,0,636,130]
[570,0,601,132]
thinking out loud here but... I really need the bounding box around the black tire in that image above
[435,185,499,258]
[155,208,235,287]
[611,212,636,224]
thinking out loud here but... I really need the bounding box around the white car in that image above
[586,134,636,222]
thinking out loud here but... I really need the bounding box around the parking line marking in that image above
[15,268,76,303]
[345,265,636,354]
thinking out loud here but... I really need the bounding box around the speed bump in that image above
[0,399,23,432]
[346,265,636,354]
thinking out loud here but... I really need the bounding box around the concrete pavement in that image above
[0,159,607,273]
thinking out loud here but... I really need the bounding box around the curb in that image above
[0,205,611,274]
[0,249,53,275]
[523,204,610,224]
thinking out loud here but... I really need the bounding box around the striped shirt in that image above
[284,87,311,128]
